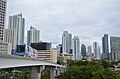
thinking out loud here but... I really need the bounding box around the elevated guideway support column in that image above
[29,66,45,79]
[50,67,57,79]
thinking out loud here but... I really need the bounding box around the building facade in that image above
[62,31,72,54]
[0,42,12,55]
[87,46,92,60]
[110,36,120,60]
[102,34,109,60]
[0,0,7,42]
[56,44,62,54]
[93,42,101,60]
[4,29,17,49]
[73,36,80,60]
[27,26,40,46]
[31,42,51,50]
[81,44,86,59]
[8,13,25,45]
[37,48,57,63]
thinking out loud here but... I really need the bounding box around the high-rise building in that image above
[102,34,109,60]
[8,13,25,45]
[27,26,40,46]
[81,44,86,59]
[4,29,17,49]
[0,0,7,42]
[87,46,92,59]
[62,31,72,54]
[73,36,80,60]
[110,36,120,60]
[93,42,101,60]
[56,44,62,54]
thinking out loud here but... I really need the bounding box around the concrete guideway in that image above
[0,54,65,69]
[0,54,66,79]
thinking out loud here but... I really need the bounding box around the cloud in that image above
[6,0,120,49]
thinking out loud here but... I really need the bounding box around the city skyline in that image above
[5,0,120,47]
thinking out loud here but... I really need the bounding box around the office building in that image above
[73,36,80,60]
[87,46,92,60]
[93,42,101,60]
[27,26,40,46]
[110,36,120,60]
[0,42,12,55]
[4,29,17,49]
[31,42,51,50]
[37,48,57,63]
[8,13,25,45]
[0,0,7,42]
[62,31,72,54]
[81,44,86,59]
[102,34,109,60]
[56,44,62,54]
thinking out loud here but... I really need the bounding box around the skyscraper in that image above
[27,26,40,46]
[0,0,7,42]
[102,34,109,60]
[87,46,92,59]
[93,42,101,60]
[73,36,80,60]
[62,31,72,54]
[81,44,86,59]
[4,29,17,49]
[8,13,25,45]
[110,36,120,60]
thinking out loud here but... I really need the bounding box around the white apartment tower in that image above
[4,29,17,49]
[27,26,40,46]
[8,13,25,45]
[62,31,72,54]
[73,36,80,60]
[0,0,7,42]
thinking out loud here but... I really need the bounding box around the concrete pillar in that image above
[50,67,57,79]
[29,66,45,79]
[57,68,60,76]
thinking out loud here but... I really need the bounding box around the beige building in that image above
[37,48,57,63]
[57,53,73,63]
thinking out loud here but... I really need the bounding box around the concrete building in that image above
[31,42,51,50]
[27,26,40,46]
[73,36,80,60]
[81,44,86,59]
[57,53,73,63]
[37,48,57,63]
[102,34,109,60]
[56,44,62,54]
[0,42,12,55]
[93,42,101,60]
[0,0,7,42]
[8,13,25,45]
[62,31,72,54]
[87,46,92,60]
[4,29,17,49]
[110,36,120,60]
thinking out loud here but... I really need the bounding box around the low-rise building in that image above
[37,48,57,63]
[0,42,12,55]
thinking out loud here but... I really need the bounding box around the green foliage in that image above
[57,60,120,79]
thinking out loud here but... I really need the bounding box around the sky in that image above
[6,0,120,48]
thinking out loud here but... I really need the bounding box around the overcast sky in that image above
[6,0,120,48]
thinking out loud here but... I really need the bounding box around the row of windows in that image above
[0,1,6,4]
